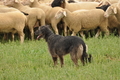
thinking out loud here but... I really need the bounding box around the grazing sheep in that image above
[0,11,27,43]
[104,3,120,36]
[35,25,92,67]
[4,0,45,40]
[51,0,99,11]
[55,9,109,37]
[22,0,66,35]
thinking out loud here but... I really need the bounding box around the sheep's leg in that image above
[63,23,67,36]
[18,31,24,43]
[52,25,59,35]
[79,31,85,38]
[58,55,64,67]
[51,21,59,35]
[104,29,109,36]
[40,18,45,26]
[29,28,34,40]
[95,29,101,38]
[101,28,109,37]
[3,33,8,40]
[28,19,37,40]
[11,33,14,42]
[71,31,76,36]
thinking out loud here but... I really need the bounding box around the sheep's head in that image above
[55,9,66,19]
[104,5,117,17]
[98,0,111,7]
[4,0,20,7]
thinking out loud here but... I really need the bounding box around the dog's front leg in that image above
[58,56,64,67]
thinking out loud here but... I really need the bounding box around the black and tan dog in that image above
[35,25,92,67]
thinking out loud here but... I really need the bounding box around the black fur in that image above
[51,0,65,7]
[96,4,110,11]
[21,11,29,15]
[68,0,76,3]
[35,25,91,67]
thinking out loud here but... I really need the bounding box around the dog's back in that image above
[47,35,88,65]
[48,35,87,54]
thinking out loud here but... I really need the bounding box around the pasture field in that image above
[0,36,120,80]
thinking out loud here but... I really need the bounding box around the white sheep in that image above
[104,3,120,36]
[0,11,27,43]
[4,0,46,40]
[107,15,120,36]
[0,6,28,41]
[22,0,66,35]
[51,0,101,36]
[0,6,24,13]
[55,9,109,37]
[52,0,99,12]
[98,0,118,6]
[104,3,120,21]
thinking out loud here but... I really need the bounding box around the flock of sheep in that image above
[0,0,120,43]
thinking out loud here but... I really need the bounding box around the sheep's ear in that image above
[55,9,66,19]
[98,1,103,6]
[15,0,19,3]
[30,0,34,2]
[113,7,117,14]
[55,10,62,19]
[63,11,66,16]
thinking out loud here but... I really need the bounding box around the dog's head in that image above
[35,25,53,40]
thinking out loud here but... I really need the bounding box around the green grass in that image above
[0,36,120,80]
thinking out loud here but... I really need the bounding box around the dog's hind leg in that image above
[77,44,86,66]
[58,55,64,67]
[52,56,58,66]
[70,51,79,67]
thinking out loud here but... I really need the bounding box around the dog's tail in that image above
[88,54,92,63]
[77,44,92,66]
[80,44,92,65]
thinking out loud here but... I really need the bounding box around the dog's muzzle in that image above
[37,34,43,40]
